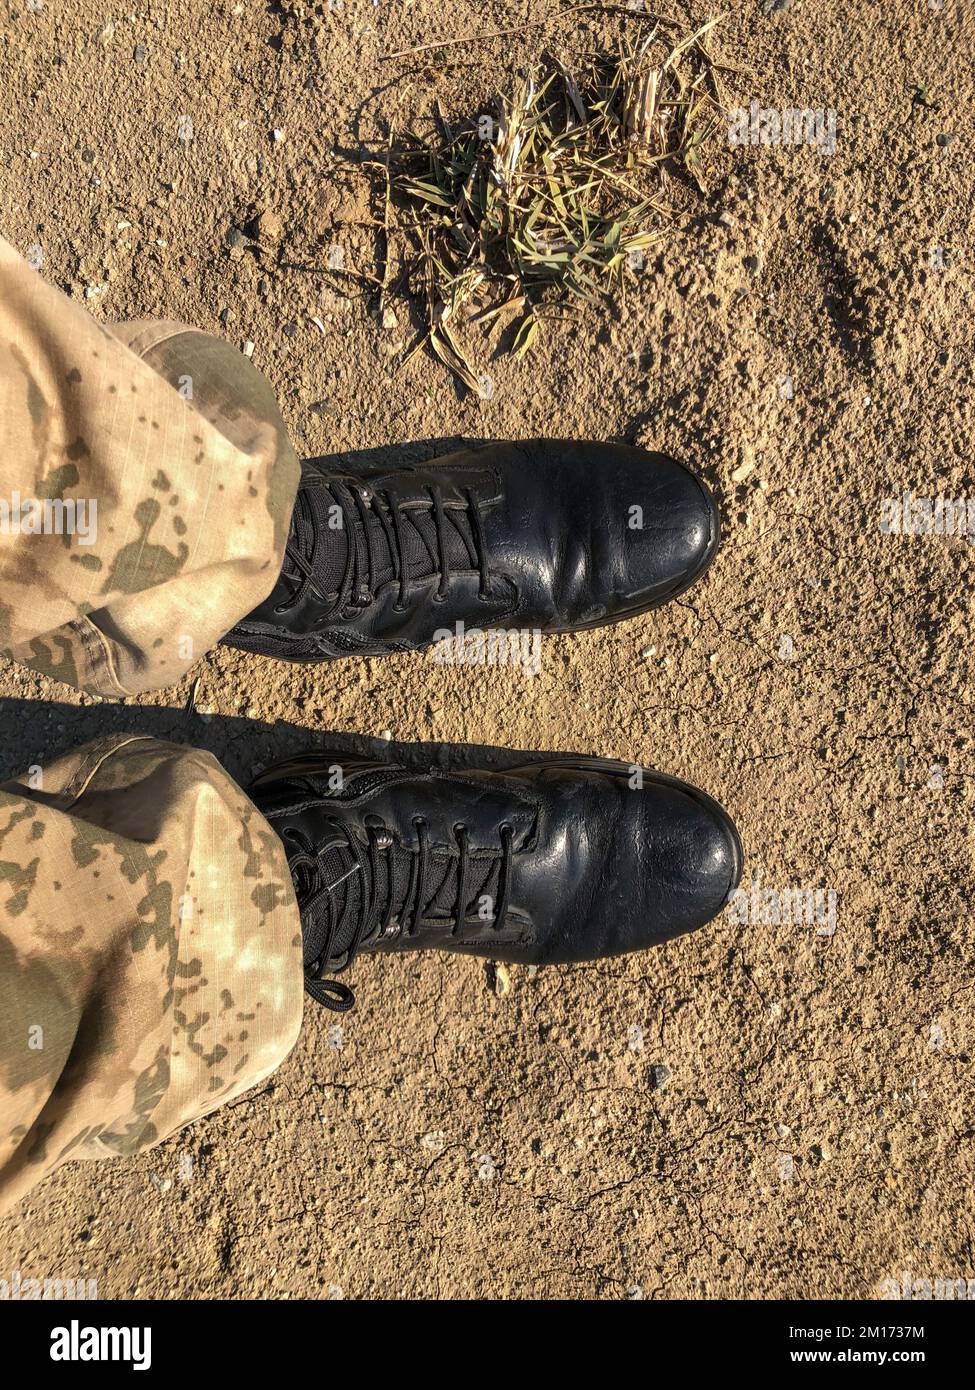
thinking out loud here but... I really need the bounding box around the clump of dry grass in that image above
[388,17,726,392]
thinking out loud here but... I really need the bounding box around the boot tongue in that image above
[311,835,500,962]
[284,478,480,614]
[346,489,478,594]
[287,486,349,596]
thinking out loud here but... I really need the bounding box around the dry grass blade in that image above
[386,23,726,392]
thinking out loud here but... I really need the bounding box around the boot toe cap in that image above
[613,452,720,612]
[640,779,743,944]
[537,441,721,621]
[521,765,742,964]
[590,776,742,957]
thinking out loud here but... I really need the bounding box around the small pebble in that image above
[251,209,283,242]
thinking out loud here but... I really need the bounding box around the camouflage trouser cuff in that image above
[0,235,300,697]
[0,735,304,1214]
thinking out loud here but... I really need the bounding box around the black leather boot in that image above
[224,440,719,661]
[251,747,742,1011]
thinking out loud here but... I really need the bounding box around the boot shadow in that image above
[0,696,575,794]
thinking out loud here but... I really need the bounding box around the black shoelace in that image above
[288,819,515,1012]
[276,479,492,619]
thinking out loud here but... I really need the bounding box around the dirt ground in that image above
[1,0,973,1300]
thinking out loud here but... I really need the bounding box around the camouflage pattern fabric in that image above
[0,735,304,1215]
[0,234,300,697]
[0,237,306,1212]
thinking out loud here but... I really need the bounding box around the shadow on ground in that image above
[0,695,598,795]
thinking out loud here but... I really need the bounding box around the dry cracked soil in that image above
[0,0,972,1299]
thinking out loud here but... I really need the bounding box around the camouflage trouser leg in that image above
[0,233,306,1212]
[0,233,300,697]
[0,735,304,1215]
